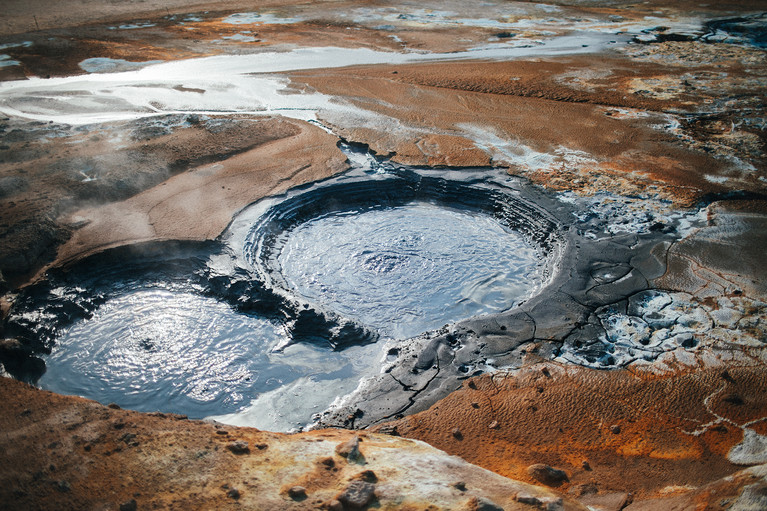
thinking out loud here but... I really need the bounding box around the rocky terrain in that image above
[1,1,766,509]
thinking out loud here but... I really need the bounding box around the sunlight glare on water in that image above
[37,286,376,421]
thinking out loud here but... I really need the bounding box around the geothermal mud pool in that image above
[5,163,568,431]
[5,159,723,435]
[1,1,766,509]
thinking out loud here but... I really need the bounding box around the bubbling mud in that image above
[234,167,564,343]
[276,203,542,340]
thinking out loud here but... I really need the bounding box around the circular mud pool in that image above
[234,168,563,342]
[38,286,285,418]
[276,203,542,339]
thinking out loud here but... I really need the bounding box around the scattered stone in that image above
[119,499,137,511]
[55,480,71,492]
[215,430,228,435]
[569,482,598,496]
[488,421,499,429]
[527,464,569,486]
[453,481,467,491]
[515,493,541,507]
[119,432,137,445]
[288,486,307,500]
[226,440,250,454]
[355,470,377,483]
[335,436,362,461]
[467,496,504,511]
[610,424,621,434]
[227,487,241,500]
[471,402,480,409]
[451,427,463,440]
[581,460,591,471]
[377,424,399,436]
[107,403,121,409]
[338,480,376,509]
[327,500,344,511]
[255,443,269,450]
[112,420,125,429]
[320,456,335,468]
[578,491,631,511]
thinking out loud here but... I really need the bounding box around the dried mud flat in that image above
[1,1,767,510]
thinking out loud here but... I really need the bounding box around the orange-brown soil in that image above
[48,118,347,278]
[0,376,589,511]
[291,52,765,205]
[0,116,346,287]
[372,362,767,506]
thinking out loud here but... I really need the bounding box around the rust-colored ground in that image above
[0,376,589,511]
[372,363,767,506]
[1,1,767,510]
[291,50,766,205]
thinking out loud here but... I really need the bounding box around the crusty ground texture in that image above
[0,376,587,511]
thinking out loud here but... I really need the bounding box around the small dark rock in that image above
[527,464,569,486]
[107,403,121,409]
[226,441,250,454]
[55,480,71,493]
[119,499,137,511]
[377,424,399,436]
[582,460,591,471]
[227,487,241,500]
[451,427,463,440]
[468,496,504,511]
[453,481,467,491]
[338,480,376,509]
[335,436,362,461]
[610,424,621,434]
[255,443,269,450]
[514,493,541,507]
[355,470,377,483]
[215,430,228,435]
[120,433,137,444]
[320,456,335,468]
[327,500,344,511]
[288,486,307,500]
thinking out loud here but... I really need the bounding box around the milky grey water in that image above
[277,202,544,339]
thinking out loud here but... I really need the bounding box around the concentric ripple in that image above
[277,202,544,339]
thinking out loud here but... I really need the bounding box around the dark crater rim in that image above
[235,167,569,334]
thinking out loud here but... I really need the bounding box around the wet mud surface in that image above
[1,0,767,509]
